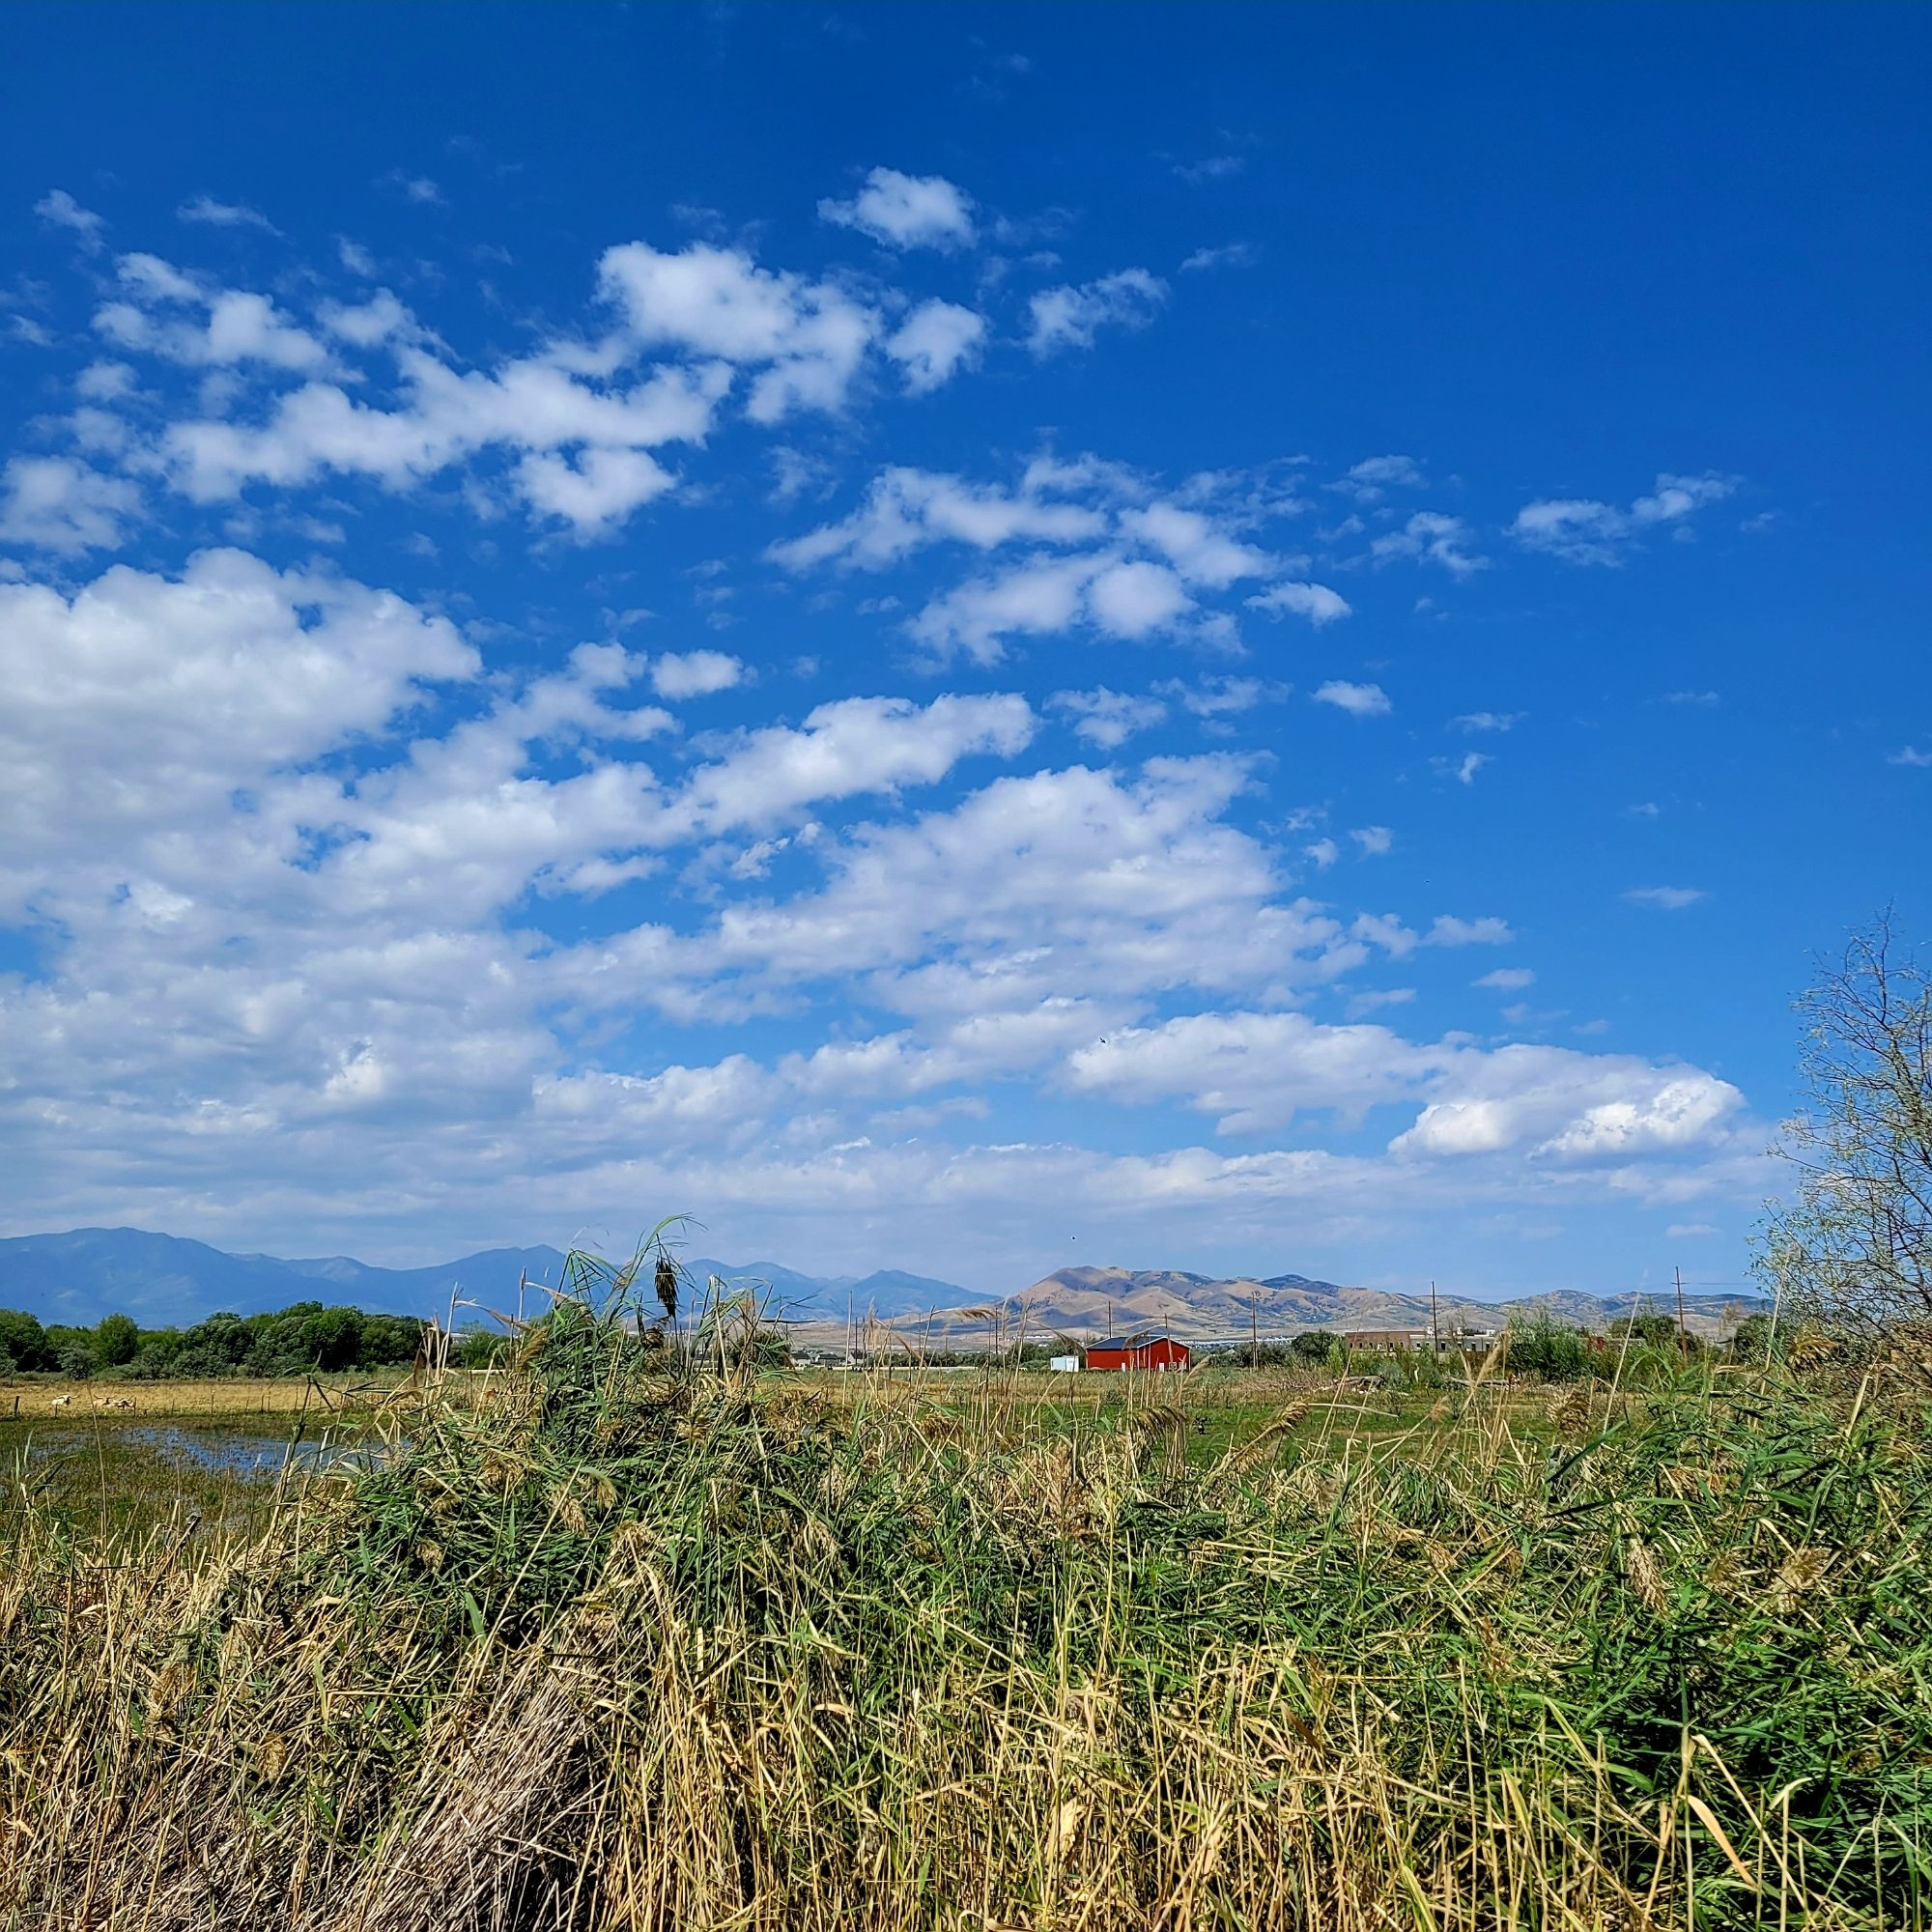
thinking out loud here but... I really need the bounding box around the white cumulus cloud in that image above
[883,299,986,393]
[818,167,977,250]
[649,649,746,699]
[1026,269,1167,355]
[1313,680,1390,718]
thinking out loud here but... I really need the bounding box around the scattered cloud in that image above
[1026,268,1167,355]
[1435,752,1490,785]
[1346,987,1417,1019]
[598,238,877,423]
[1313,680,1390,718]
[0,455,140,554]
[818,167,977,250]
[650,649,746,699]
[1246,580,1351,626]
[770,464,1108,573]
[43,217,1027,542]
[906,553,1116,665]
[1172,155,1245,185]
[1371,510,1486,578]
[1514,472,1736,565]
[883,299,985,393]
[1331,454,1425,502]
[1475,968,1536,991]
[177,194,280,234]
[1179,242,1258,272]
[1662,690,1720,707]
[1157,674,1286,719]
[1426,916,1515,948]
[1067,1006,1741,1155]
[34,188,104,248]
[1450,711,1520,733]
[771,458,1306,664]
[1889,746,1932,769]
[1049,686,1168,748]
[1624,886,1708,911]
[1350,826,1394,856]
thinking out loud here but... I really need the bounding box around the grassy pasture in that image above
[1,1302,1927,1931]
[1,1372,416,1420]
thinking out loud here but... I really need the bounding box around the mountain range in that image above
[0,1230,1761,1340]
[875,1264,1760,1346]
[0,1227,972,1328]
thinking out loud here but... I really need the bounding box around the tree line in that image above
[0,1301,501,1381]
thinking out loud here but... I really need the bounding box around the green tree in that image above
[94,1312,140,1369]
[1607,1313,1686,1349]
[53,1335,96,1379]
[128,1330,182,1378]
[0,1308,56,1373]
[173,1311,254,1378]
[358,1313,427,1368]
[1759,917,1932,1334]
[1508,1311,1592,1381]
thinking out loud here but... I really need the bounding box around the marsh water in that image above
[0,1412,384,1541]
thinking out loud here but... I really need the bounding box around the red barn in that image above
[1083,1336,1191,1373]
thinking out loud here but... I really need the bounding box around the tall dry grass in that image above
[1,1254,1926,1931]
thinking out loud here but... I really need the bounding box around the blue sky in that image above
[1,4,1925,1298]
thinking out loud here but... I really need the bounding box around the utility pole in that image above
[1249,1293,1260,1369]
[1674,1265,1688,1356]
[1429,1279,1441,1360]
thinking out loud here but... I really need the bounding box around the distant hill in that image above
[890,1264,1763,1348]
[0,1229,974,1328]
[0,1229,578,1327]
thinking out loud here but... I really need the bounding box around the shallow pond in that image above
[0,1415,386,1542]
[1,1418,378,1473]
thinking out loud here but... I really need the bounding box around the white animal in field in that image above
[48,1394,71,1410]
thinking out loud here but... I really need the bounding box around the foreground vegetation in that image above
[1,1250,1926,1931]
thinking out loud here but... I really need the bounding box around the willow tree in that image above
[1760,916,1932,1333]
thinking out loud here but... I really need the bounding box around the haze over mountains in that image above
[0,1230,1758,1341]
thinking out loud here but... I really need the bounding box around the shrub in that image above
[1507,1309,1592,1381]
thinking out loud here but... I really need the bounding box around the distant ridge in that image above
[888,1264,1762,1347]
[0,1228,974,1328]
[0,1229,576,1327]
